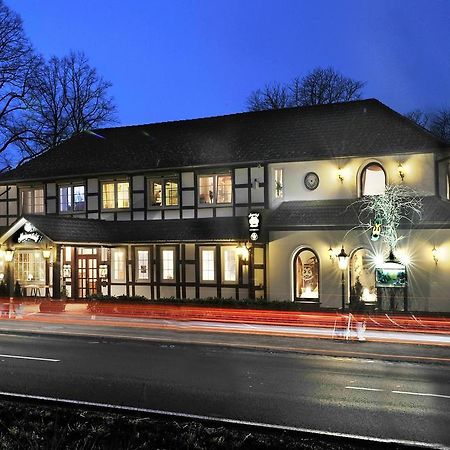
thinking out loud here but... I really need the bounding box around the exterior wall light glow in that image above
[432,246,439,265]
[5,250,14,262]
[42,249,52,259]
[398,163,405,181]
[328,246,334,261]
[236,242,250,260]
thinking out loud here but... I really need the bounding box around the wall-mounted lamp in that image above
[5,250,14,262]
[398,163,405,182]
[236,242,251,260]
[432,245,439,265]
[328,246,335,262]
[42,248,52,259]
[337,168,344,184]
[252,178,260,189]
[337,246,349,271]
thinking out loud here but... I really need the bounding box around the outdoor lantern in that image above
[337,168,344,183]
[328,246,334,261]
[398,163,405,181]
[5,250,14,262]
[42,249,51,259]
[432,246,439,265]
[337,246,348,271]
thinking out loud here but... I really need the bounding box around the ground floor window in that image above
[14,250,46,283]
[222,247,237,282]
[111,248,126,282]
[161,248,175,281]
[294,248,319,299]
[136,248,150,281]
[200,247,215,281]
[349,248,377,305]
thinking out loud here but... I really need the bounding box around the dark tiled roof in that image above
[267,196,450,229]
[0,99,446,183]
[19,215,249,244]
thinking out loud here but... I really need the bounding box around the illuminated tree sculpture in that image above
[353,184,422,253]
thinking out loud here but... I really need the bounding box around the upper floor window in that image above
[361,163,386,196]
[20,187,44,214]
[101,180,130,210]
[59,185,86,213]
[198,174,232,205]
[149,177,179,208]
[274,168,283,198]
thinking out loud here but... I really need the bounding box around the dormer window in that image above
[361,163,386,196]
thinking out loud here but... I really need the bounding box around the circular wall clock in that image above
[304,172,319,190]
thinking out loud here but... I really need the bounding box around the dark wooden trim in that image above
[52,244,61,299]
[181,244,186,299]
[194,244,200,298]
[215,244,221,298]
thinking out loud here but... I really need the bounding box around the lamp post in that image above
[337,246,349,310]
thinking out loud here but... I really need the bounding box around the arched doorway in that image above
[293,248,319,301]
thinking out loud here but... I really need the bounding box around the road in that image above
[0,333,449,448]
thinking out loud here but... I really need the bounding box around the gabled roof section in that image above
[0,99,447,183]
[267,196,450,230]
[0,215,250,244]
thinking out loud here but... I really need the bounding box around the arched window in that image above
[349,248,377,306]
[294,248,319,300]
[361,163,386,196]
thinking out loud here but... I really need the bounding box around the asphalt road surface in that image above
[0,333,448,448]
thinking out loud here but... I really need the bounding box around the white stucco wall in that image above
[268,228,450,312]
[269,153,436,207]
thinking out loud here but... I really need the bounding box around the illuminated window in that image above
[111,248,126,282]
[222,247,237,282]
[149,178,179,207]
[14,250,45,283]
[349,248,377,305]
[135,248,150,281]
[198,174,232,205]
[294,249,319,300]
[59,185,85,213]
[101,180,130,209]
[274,168,283,198]
[201,248,215,281]
[20,187,44,214]
[361,163,386,196]
[161,248,175,280]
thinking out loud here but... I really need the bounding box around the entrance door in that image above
[77,248,98,298]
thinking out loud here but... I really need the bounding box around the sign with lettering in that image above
[17,222,43,244]
[248,212,261,242]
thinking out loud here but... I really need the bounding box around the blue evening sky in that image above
[6,0,450,126]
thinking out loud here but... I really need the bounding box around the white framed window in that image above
[198,173,232,205]
[222,247,237,282]
[14,250,46,283]
[111,248,126,282]
[361,163,386,196]
[20,187,44,214]
[149,177,179,208]
[59,185,86,213]
[101,180,130,210]
[200,247,215,282]
[135,248,150,281]
[161,248,175,281]
[274,168,283,198]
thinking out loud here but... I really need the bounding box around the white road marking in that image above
[0,354,59,362]
[0,391,445,450]
[392,390,450,399]
[345,386,384,392]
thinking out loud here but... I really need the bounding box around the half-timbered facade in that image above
[0,99,449,311]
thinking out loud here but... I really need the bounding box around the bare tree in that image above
[430,109,450,143]
[404,109,429,128]
[21,51,117,156]
[293,67,364,106]
[0,0,40,165]
[246,67,365,111]
[246,82,291,111]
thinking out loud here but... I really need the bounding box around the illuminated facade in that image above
[0,99,449,311]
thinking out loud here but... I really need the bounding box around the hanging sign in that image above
[17,222,43,244]
[63,264,71,278]
[248,212,261,242]
[99,264,108,279]
[371,217,382,241]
